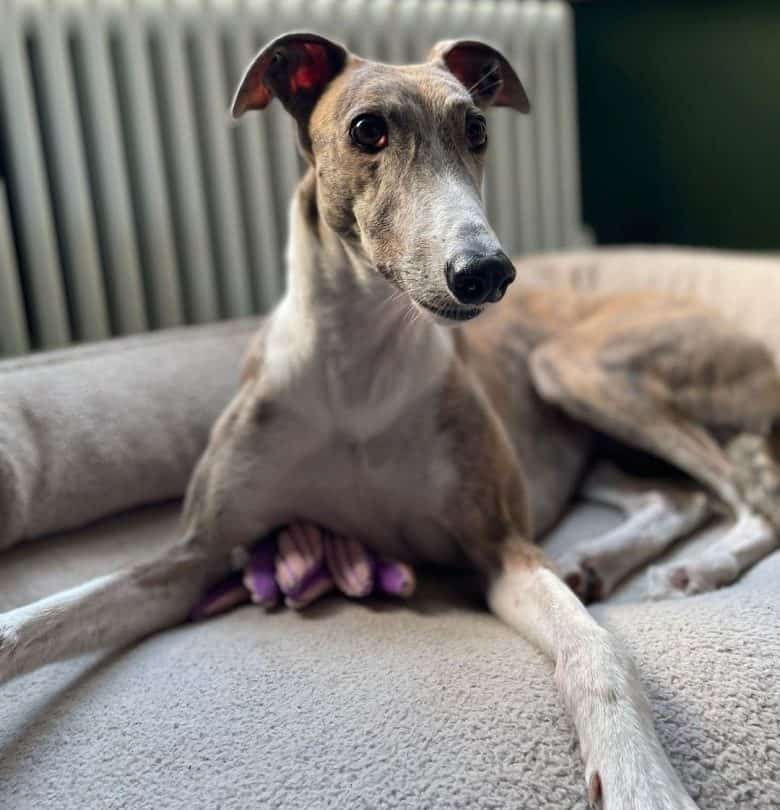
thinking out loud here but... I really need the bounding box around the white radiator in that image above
[0,0,588,356]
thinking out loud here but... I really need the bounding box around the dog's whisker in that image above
[465,66,500,97]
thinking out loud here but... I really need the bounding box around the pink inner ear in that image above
[233,38,343,118]
[443,48,502,102]
[290,43,332,94]
[446,50,484,91]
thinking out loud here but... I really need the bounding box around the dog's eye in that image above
[349,115,388,152]
[466,114,488,151]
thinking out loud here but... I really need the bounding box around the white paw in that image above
[586,750,698,809]
[645,553,738,601]
[579,692,699,809]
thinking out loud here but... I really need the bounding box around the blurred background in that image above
[574,0,780,251]
[1,0,778,357]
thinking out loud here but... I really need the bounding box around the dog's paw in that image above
[586,771,698,810]
[585,758,698,809]
[645,553,738,601]
[581,700,699,809]
[558,554,607,604]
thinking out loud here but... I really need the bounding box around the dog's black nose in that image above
[445,252,516,306]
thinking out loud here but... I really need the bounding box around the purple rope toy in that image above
[191,523,416,620]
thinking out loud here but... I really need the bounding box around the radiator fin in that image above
[0,181,31,356]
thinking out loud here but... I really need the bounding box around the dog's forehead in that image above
[317,59,472,124]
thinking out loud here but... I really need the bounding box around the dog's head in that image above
[232,33,529,323]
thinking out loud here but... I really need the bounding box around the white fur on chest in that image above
[258,296,463,564]
[266,295,455,437]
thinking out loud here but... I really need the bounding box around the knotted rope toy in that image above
[191,523,416,619]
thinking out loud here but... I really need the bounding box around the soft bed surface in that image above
[3,248,780,809]
[1,501,778,810]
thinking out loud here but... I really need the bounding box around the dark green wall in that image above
[573,1,780,250]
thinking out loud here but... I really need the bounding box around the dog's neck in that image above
[267,170,454,436]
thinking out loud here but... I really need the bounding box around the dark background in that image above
[573,1,780,250]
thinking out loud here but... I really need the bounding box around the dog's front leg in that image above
[0,385,287,684]
[0,541,218,684]
[0,438,270,685]
[488,547,697,809]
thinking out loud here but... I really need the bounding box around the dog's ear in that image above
[231,32,348,121]
[428,40,530,113]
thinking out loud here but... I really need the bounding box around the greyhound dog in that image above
[2,32,780,809]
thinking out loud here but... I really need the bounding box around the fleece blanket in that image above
[1,248,779,808]
[0,500,777,810]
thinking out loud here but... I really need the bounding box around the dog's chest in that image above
[256,307,467,562]
[270,392,463,565]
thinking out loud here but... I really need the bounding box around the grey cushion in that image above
[0,318,260,549]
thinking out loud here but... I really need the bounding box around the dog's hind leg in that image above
[647,433,780,598]
[556,462,712,602]
[530,297,780,598]
[646,509,775,599]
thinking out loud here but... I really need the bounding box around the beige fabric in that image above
[520,247,780,360]
[0,318,261,549]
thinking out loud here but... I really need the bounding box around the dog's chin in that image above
[415,300,484,326]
